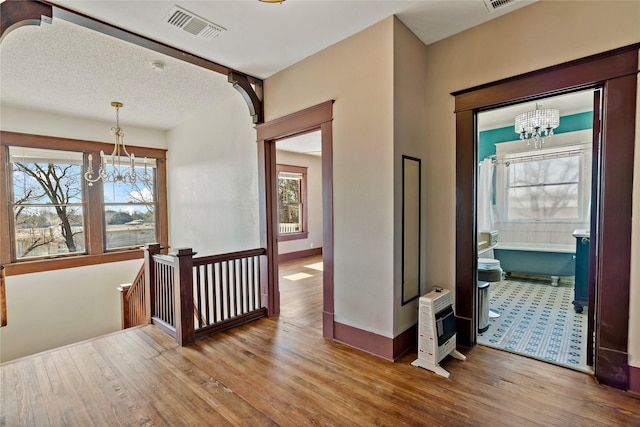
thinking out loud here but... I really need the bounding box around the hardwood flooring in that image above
[2,255,639,426]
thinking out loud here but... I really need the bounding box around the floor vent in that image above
[165,6,226,40]
[483,0,516,13]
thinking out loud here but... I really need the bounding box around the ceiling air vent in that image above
[165,6,226,41]
[483,0,516,13]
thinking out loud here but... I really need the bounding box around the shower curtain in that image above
[478,158,494,232]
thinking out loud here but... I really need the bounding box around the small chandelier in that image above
[84,102,151,187]
[514,103,560,149]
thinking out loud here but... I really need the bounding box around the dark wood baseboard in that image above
[278,247,322,263]
[333,321,417,362]
[596,348,629,390]
[629,365,640,396]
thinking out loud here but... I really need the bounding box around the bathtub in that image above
[493,242,575,286]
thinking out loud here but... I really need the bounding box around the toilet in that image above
[478,258,502,282]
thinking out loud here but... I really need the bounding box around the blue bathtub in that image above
[493,242,575,285]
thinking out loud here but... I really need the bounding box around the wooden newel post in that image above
[173,247,196,346]
[1,265,6,327]
[144,243,162,324]
[118,284,132,329]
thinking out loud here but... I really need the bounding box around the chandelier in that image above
[84,102,152,187]
[514,103,560,149]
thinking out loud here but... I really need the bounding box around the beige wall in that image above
[392,18,429,336]
[265,17,396,337]
[422,0,640,365]
[276,150,323,255]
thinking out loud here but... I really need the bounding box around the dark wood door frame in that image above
[452,44,639,390]
[255,101,335,338]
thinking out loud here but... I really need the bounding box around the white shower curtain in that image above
[478,158,494,232]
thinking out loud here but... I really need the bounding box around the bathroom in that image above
[475,89,596,372]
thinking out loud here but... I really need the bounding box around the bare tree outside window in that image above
[10,147,85,259]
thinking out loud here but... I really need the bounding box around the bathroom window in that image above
[501,146,591,222]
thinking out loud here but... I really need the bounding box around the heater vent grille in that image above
[483,0,516,13]
[165,6,225,41]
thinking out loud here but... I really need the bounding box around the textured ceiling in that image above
[0,0,538,133]
[0,19,234,130]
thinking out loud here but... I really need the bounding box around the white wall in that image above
[265,17,396,338]
[0,106,165,362]
[166,88,260,256]
[0,260,141,361]
[276,149,323,254]
[421,1,640,366]
[0,105,167,149]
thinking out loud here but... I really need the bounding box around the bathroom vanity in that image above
[572,229,590,313]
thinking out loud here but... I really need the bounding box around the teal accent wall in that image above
[478,111,593,162]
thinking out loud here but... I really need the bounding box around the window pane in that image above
[279,204,301,233]
[506,155,580,220]
[279,177,301,203]
[10,147,86,259]
[13,206,85,258]
[103,162,156,204]
[105,205,156,249]
[103,159,157,249]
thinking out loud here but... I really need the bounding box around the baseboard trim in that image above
[278,247,322,263]
[629,365,640,396]
[333,321,416,362]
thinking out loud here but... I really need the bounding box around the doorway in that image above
[475,89,597,372]
[255,100,335,339]
[452,45,637,389]
[276,132,324,329]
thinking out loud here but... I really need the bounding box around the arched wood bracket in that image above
[0,0,52,44]
[229,72,264,124]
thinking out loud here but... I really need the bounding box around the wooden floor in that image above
[2,256,639,426]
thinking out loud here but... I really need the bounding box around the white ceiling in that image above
[1,0,542,154]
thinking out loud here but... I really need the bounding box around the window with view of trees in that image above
[277,164,308,240]
[1,131,167,274]
[9,147,85,259]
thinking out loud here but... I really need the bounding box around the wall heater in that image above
[411,288,465,378]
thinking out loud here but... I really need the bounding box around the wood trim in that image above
[0,145,9,267]
[320,119,334,340]
[256,101,334,339]
[455,109,477,347]
[0,131,167,159]
[0,265,6,327]
[629,365,640,397]
[0,0,52,43]
[278,247,322,263]
[334,321,395,361]
[257,138,279,316]
[4,249,144,276]
[453,44,638,390]
[333,322,418,362]
[256,101,334,141]
[392,324,417,361]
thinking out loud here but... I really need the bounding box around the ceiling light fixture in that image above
[259,0,285,3]
[84,102,152,186]
[514,103,560,149]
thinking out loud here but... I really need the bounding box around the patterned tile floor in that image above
[477,278,590,372]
